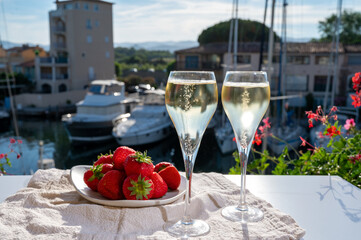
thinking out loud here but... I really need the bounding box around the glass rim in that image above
[168,71,216,81]
[225,71,267,75]
[170,70,215,74]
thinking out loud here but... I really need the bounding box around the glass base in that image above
[163,219,210,237]
[222,205,264,223]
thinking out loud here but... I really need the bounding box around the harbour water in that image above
[1,118,236,175]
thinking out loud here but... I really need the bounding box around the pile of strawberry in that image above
[83,146,181,200]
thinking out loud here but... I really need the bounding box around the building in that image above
[35,0,115,93]
[0,44,47,81]
[175,42,361,106]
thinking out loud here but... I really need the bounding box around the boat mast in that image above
[262,0,276,152]
[331,0,342,107]
[258,0,268,71]
[278,0,288,123]
[266,0,276,77]
[233,0,239,70]
[324,0,342,110]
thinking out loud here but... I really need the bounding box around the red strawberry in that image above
[124,151,154,177]
[113,146,136,170]
[83,164,113,191]
[94,154,113,166]
[150,172,168,199]
[123,175,154,200]
[98,170,126,200]
[83,169,100,191]
[158,166,181,190]
[154,162,173,172]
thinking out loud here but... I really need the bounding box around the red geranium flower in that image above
[325,126,341,137]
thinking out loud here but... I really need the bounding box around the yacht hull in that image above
[63,119,114,144]
[113,125,172,146]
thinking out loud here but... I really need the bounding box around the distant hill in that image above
[0,41,49,51]
[114,41,198,53]
[1,40,198,53]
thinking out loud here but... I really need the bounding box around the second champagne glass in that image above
[164,71,218,237]
[221,71,270,222]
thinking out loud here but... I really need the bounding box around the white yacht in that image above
[112,104,172,146]
[214,121,237,155]
[62,80,138,144]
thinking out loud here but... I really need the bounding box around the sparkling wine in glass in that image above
[164,71,218,237]
[221,71,270,222]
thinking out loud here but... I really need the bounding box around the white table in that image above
[2,174,361,239]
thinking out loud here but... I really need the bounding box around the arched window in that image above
[41,84,52,93]
[59,84,67,92]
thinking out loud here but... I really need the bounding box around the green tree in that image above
[198,19,279,45]
[318,10,361,44]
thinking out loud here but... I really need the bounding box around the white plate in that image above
[70,165,186,207]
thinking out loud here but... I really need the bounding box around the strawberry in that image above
[158,166,181,190]
[94,153,113,166]
[123,175,154,200]
[83,164,114,191]
[124,151,154,177]
[154,162,173,172]
[113,146,136,170]
[150,172,168,199]
[98,170,126,200]
[83,169,100,191]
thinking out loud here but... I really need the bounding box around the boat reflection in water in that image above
[62,80,138,145]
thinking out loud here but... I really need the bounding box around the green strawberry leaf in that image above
[128,175,153,200]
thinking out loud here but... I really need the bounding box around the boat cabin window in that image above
[105,84,123,95]
[88,84,103,94]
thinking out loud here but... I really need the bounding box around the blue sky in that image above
[0,0,360,46]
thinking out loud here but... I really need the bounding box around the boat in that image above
[62,80,139,144]
[214,120,237,154]
[112,104,173,146]
[268,124,307,155]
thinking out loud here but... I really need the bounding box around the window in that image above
[94,4,99,11]
[86,19,92,29]
[105,36,109,43]
[314,75,333,92]
[95,20,99,27]
[262,55,280,64]
[236,55,251,64]
[348,55,361,65]
[316,56,332,65]
[87,35,92,43]
[105,51,110,58]
[64,3,73,10]
[286,75,308,91]
[74,3,79,9]
[84,3,89,10]
[287,56,310,65]
[185,56,199,69]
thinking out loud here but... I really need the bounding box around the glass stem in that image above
[182,154,194,225]
[237,147,248,211]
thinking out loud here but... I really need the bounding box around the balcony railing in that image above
[40,73,68,80]
[40,57,52,64]
[41,73,52,80]
[53,26,66,33]
[39,57,68,64]
[56,73,68,80]
[53,43,66,49]
[55,57,68,64]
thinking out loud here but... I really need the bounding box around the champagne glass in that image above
[164,71,218,237]
[221,71,270,222]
